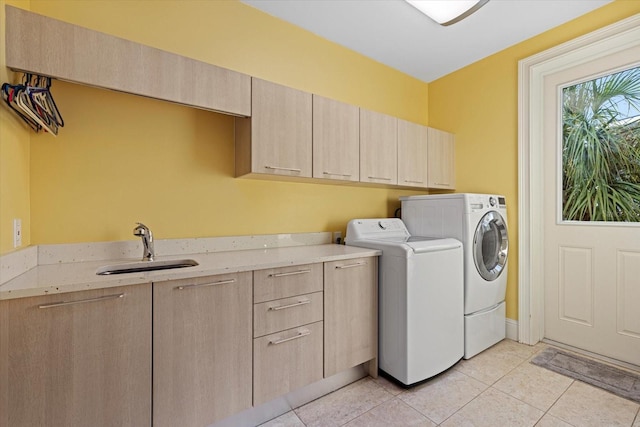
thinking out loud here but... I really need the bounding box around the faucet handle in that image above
[134,222,149,236]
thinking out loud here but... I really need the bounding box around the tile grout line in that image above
[535,378,578,427]
[518,349,581,427]
[438,354,538,426]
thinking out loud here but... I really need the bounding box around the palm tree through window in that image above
[562,66,640,222]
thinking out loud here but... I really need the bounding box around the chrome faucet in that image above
[133,222,155,261]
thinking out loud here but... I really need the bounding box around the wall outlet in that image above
[13,218,22,248]
[332,231,342,245]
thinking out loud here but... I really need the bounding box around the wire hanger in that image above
[1,73,64,135]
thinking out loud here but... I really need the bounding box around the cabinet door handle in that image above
[367,176,392,181]
[268,269,311,278]
[268,299,310,311]
[335,262,367,269]
[265,165,301,173]
[404,179,424,184]
[323,171,352,177]
[176,278,236,290]
[269,329,311,345]
[38,293,124,309]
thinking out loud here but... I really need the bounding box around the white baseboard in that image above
[506,318,519,341]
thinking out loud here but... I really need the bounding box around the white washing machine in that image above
[345,218,463,386]
[400,194,509,359]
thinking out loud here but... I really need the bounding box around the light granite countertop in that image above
[0,244,380,300]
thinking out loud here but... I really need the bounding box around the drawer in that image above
[253,263,323,303]
[254,291,323,338]
[253,321,323,405]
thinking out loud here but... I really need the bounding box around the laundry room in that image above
[1,1,639,426]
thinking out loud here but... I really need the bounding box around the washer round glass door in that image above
[473,211,508,281]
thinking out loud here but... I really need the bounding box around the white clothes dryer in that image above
[345,218,463,385]
[400,194,509,359]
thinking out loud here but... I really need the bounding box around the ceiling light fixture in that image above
[405,0,489,26]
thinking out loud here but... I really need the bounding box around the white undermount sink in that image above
[96,259,199,275]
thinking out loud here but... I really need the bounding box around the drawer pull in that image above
[38,293,124,309]
[268,269,311,278]
[269,329,311,345]
[265,165,301,173]
[268,299,310,311]
[176,278,236,290]
[404,179,424,184]
[367,176,392,181]
[323,171,352,177]
[335,262,367,269]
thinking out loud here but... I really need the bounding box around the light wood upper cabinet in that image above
[359,109,398,185]
[398,119,429,188]
[5,6,251,116]
[153,272,253,427]
[324,257,378,378]
[0,284,152,427]
[427,127,456,189]
[312,95,360,182]
[236,78,313,178]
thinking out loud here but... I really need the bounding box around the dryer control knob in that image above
[489,197,497,207]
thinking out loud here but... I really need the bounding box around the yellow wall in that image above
[0,0,31,253]
[3,0,637,322]
[428,0,640,319]
[20,0,429,245]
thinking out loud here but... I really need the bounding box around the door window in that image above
[562,66,640,222]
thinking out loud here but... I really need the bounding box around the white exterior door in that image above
[543,47,640,366]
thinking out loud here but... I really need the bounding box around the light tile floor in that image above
[260,340,640,427]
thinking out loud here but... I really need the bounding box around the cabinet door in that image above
[360,109,398,185]
[427,127,456,189]
[5,6,250,116]
[398,119,429,188]
[244,78,312,177]
[254,291,324,338]
[253,321,323,405]
[153,273,252,427]
[253,263,323,303]
[312,95,360,182]
[324,257,378,377]
[0,284,151,427]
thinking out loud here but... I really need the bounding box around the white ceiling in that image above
[240,0,612,83]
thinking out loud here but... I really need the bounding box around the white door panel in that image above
[543,47,640,366]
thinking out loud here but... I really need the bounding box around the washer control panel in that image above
[346,218,410,241]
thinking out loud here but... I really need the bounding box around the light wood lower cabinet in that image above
[0,284,152,427]
[254,291,324,338]
[253,263,323,303]
[0,256,379,426]
[324,257,378,378]
[253,321,324,405]
[252,264,325,405]
[153,272,253,427]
